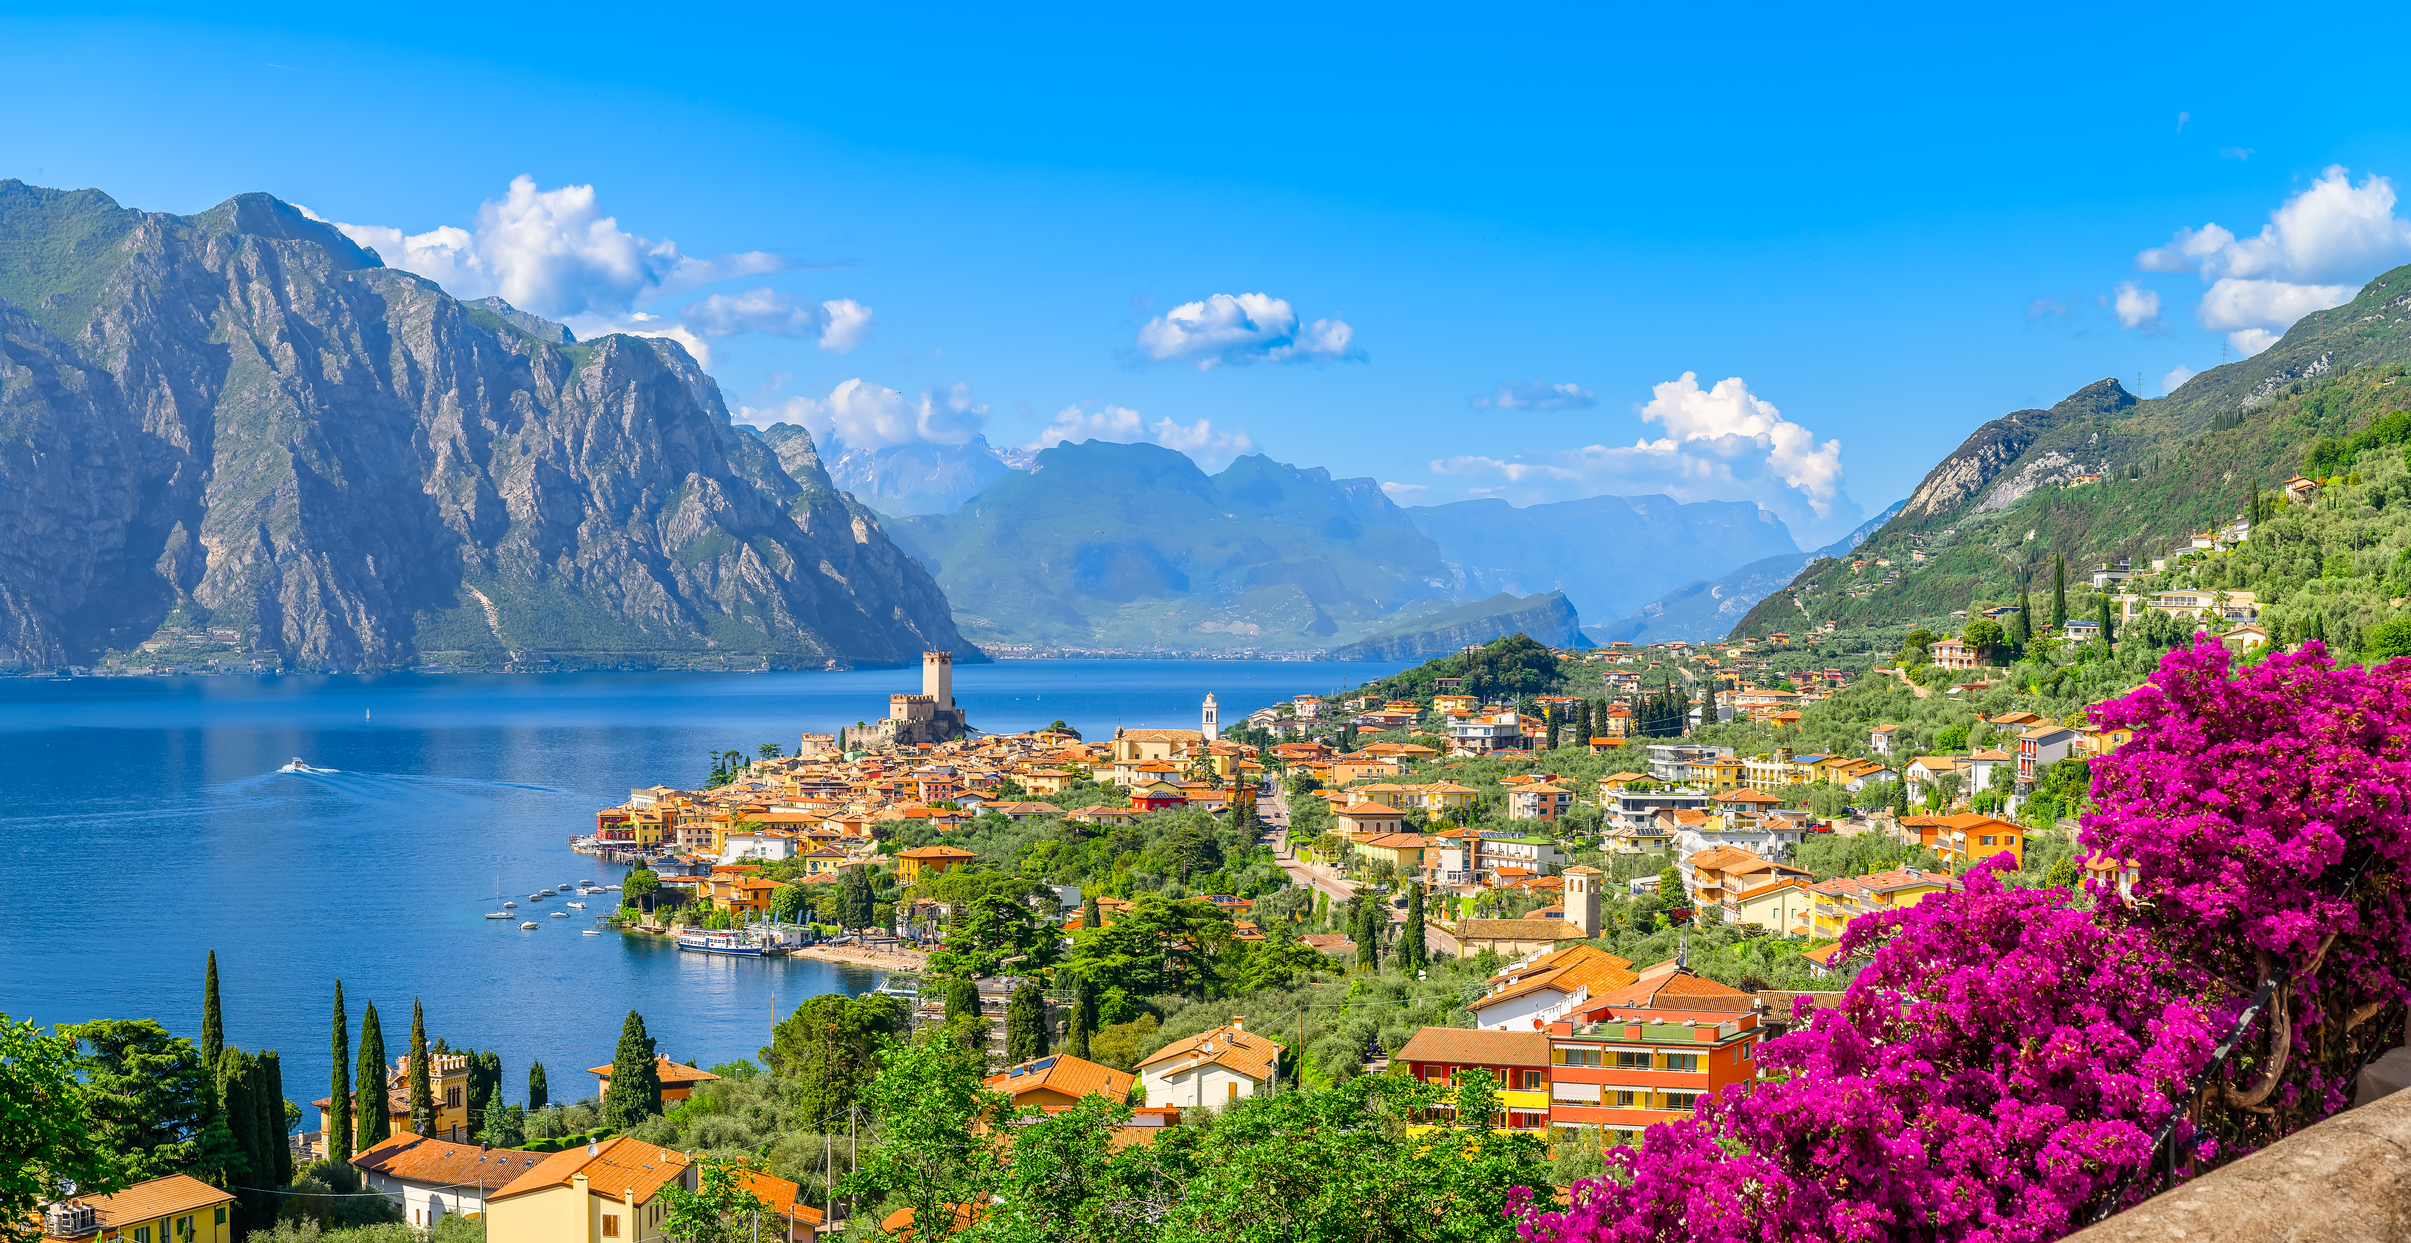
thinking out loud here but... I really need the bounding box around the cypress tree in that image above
[328,981,351,1163]
[945,977,981,1025]
[2010,582,2033,648]
[254,1050,292,1188]
[527,1061,549,1112]
[201,950,224,1074]
[353,1000,389,1152]
[215,1048,265,1230]
[1354,901,1378,972]
[600,1010,661,1129]
[1065,980,1094,1060]
[2097,596,2116,645]
[1005,981,1046,1062]
[406,999,434,1136]
[840,867,873,930]
[1401,885,1427,973]
[1083,894,1102,930]
[470,1051,501,1138]
[2051,555,2068,629]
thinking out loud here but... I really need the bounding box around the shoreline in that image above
[790,943,928,971]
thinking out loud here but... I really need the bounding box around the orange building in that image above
[588,1056,721,1105]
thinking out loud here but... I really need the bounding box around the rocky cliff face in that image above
[0,181,974,671]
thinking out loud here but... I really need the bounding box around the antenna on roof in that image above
[1676,928,1689,971]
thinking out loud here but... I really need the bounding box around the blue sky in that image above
[7,2,2410,545]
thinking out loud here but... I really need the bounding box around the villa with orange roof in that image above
[984,1053,1135,1107]
[588,1056,720,1106]
[37,1175,234,1243]
[481,1135,698,1243]
[1137,1017,1286,1109]
[353,1131,554,1227]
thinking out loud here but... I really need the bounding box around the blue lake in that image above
[0,658,1409,1119]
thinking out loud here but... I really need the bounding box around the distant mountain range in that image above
[864,438,1815,653]
[1588,501,1903,645]
[1729,260,2411,639]
[1333,591,1585,660]
[0,181,974,672]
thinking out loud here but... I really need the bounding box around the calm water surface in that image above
[0,658,1407,1116]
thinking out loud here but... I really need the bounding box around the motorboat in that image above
[278,758,338,774]
[579,879,595,887]
[503,900,516,909]
[567,901,586,909]
[519,921,540,930]
[528,893,546,901]
[550,911,568,918]
[560,881,574,890]
[485,911,512,919]
[582,929,601,935]
[605,884,622,891]
[538,888,556,897]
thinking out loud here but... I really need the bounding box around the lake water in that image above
[0,658,1409,1121]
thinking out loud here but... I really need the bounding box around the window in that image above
[1661,1052,1701,1073]
[446,1087,462,1108]
[1557,1047,1601,1068]
[135,1227,152,1243]
[178,1218,192,1238]
[1520,1070,1544,1090]
[1980,835,1994,846]
[1611,1050,1650,1070]
[1664,1090,1703,1110]
[1227,1081,1239,1101]
[603,1216,621,1238]
[1606,1089,1644,1107]
[215,1210,227,1226]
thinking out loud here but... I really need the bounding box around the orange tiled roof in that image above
[984,1053,1134,1103]
[353,1131,550,1190]
[586,1056,721,1086]
[490,1135,692,1205]
[41,1175,231,1240]
[1136,1022,1282,1082]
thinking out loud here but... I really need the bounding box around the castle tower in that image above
[923,650,954,711]
[1202,693,1219,741]
[1563,864,1602,939]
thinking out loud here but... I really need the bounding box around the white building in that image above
[718,831,797,865]
[1202,693,1219,740]
[1137,1018,1285,1109]
[353,1132,550,1228]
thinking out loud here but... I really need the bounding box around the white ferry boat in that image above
[674,925,804,956]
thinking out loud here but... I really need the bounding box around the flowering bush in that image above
[1514,637,2411,1242]
[2084,638,2411,1135]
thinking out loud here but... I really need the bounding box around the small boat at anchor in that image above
[567,901,586,909]
[550,911,568,918]
[519,921,539,930]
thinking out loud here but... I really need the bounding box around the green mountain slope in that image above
[1730,263,2411,639]
[1331,591,1584,660]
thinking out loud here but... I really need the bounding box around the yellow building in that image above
[484,1136,697,1243]
[314,1053,474,1148]
[1799,869,1959,939]
[1110,727,1204,763]
[588,1057,721,1106]
[40,1175,235,1243]
[1686,758,1746,791]
[799,845,849,876]
[895,844,976,883]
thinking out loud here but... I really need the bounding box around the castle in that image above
[843,651,971,750]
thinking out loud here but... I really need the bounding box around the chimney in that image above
[1229,1014,1245,1033]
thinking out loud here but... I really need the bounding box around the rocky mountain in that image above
[1332,591,1584,660]
[0,180,974,672]
[1403,494,1801,622]
[889,441,1461,652]
[1728,262,2411,638]
[776,432,1019,517]
[1588,501,1904,645]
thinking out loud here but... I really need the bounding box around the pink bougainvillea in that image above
[1515,638,2411,1243]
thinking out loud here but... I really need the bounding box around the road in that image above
[1266,785,1398,921]
[1885,665,1933,699]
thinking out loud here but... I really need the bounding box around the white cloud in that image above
[1134,293,1359,369]
[1422,372,1857,544]
[2162,365,2198,395]
[1025,403,1255,470]
[2135,166,2411,354]
[732,379,987,447]
[322,175,786,325]
[682,288,872,352]
[1378,481,1430,500]
[1474,380,1595,410]
[2112,280,2163,332]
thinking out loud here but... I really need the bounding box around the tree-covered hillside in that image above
[1732,263,2411,639]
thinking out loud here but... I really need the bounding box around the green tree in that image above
[527,1060,548,1112]
[838,1039,1007,1240]
[63,1019,216,1181]
[841,866,875,930]
[4,1016,123,1243]
[2046,853,2078,890]
[656,1156,772,1243]
[1067,893,1236,1000]
[353,1000,388,1152]
[1082,893,1103,930]
[762,992,906,1125]
[1238,936,1328,993]
[769,883,809,923]
[215,1049,273,1233]
[200,951,224,1075]
[1452,1066,1502,1131]
[326,982,351,1164]
[1960,617,2005,663]
[1353,900,1379,972]
[1006,981,1048,1062]
[468,1051,501,1139]
[250,1050,291,1190]
[1400,885,1428,974]
[600,1011,661,1129]
[2366,616,2411,659]
[622,868,661,913]
[2051,554,2068,629]
[406,1000,434,1136]
[2010,581,2033,648]
[1065,979,1096,1060]
[2096,595,2117,645]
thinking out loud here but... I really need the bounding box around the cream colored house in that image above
[1137,1019,1285,1109]
[485,1137,696,1243]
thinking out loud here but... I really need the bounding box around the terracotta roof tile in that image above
[353,1131,549,1190]
[490,1136,693,1205]
[1393,1027,1551,1066]
[43,1175,231,1239]
[985,1054,1133,1103]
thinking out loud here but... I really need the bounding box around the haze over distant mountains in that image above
[0,181,974,672]
[763,432,1823,653]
